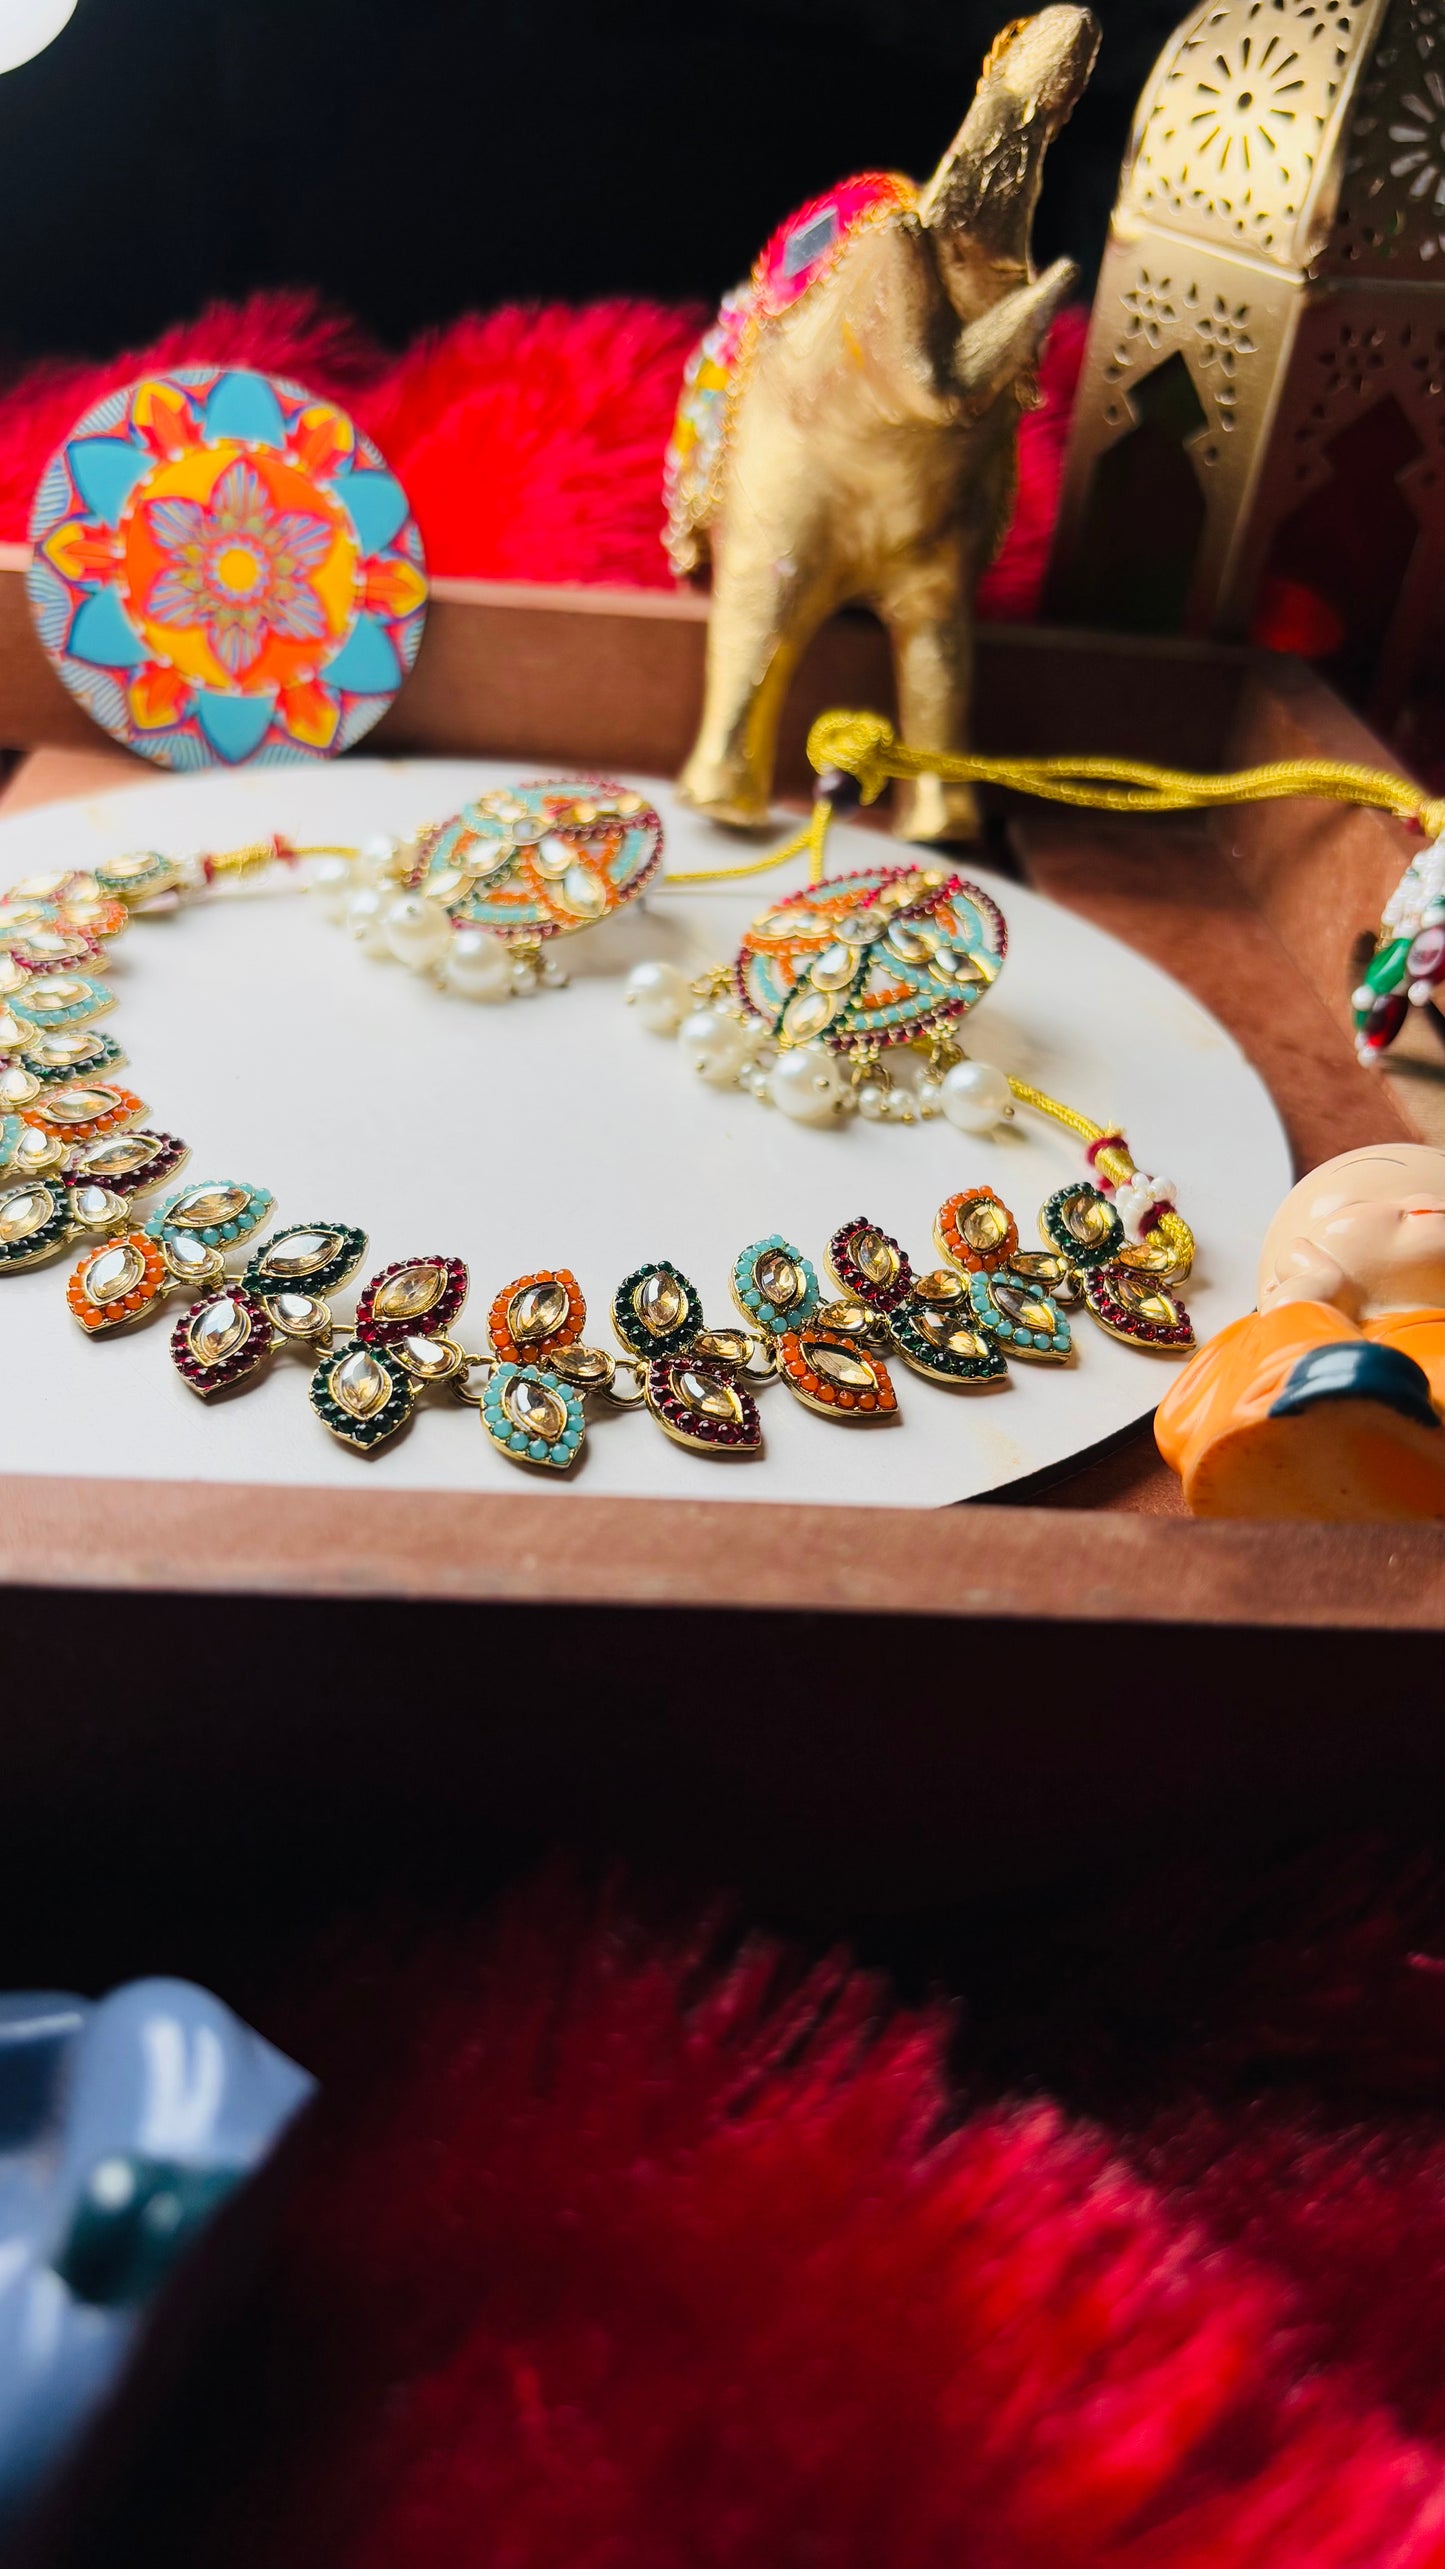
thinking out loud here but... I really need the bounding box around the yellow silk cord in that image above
[663,797,831,889]
[803,709,1445,838]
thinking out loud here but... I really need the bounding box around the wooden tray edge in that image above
[1,1472,1438,1630]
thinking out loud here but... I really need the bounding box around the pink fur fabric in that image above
[0,290,1084,611]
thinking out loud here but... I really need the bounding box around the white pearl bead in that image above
[625,958,692,1033]
[680,1008,748,1085]
[541,955,570,988]
[358,833,400,883]
[940,1058,1013,1133]
[769,1044,847,1124]
[384,892,452,971]
[888,1090,917,1123]
[511,957,540,993]
[443,928,512,1001]
[857,1082,889,1121]
[345,885,394,956]
[311,855,354,921]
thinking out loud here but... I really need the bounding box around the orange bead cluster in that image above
[935,1185,1016,1274]
[25,1084,144,1144]
[487,1268,585,1365]
[65,1231,168,1333]
[779,1328,897,1415]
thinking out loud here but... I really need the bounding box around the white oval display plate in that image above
[0,760,1291,1508]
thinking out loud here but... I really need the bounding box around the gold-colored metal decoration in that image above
[669,7,1099,841]
[1048,0,1444,723]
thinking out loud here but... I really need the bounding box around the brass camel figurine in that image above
[667,6,1099,843]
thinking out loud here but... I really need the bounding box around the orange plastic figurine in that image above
[1156,1143,1444,1520]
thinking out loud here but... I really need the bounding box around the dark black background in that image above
[1,0,1184,371]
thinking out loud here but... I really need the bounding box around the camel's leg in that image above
[877,547,983,844]
[678,529,833,829]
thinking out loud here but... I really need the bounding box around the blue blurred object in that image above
[0,1978,314,2535]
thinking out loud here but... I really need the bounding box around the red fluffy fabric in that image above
[0,290,1082,610]
[197,1869,1441,2569]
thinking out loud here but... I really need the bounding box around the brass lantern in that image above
[1047,0,1444,723]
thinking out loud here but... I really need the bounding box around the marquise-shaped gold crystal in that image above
[0,1186,58,1244]
[854,1229,899,1290]
[992,1280,1059,1334]
[810,1342,877,1389]
[634,1270,686,1336]
[189,1297,251,1366]
[84,1242,145,1303]
[260,1228,343,1277]
[912,1309,993,1360]
[505,1375,570,1439]
[509,1280,568,1341]
[755,1248,804,1311]
[373,1262,443,1321]
[27,1028,103,1068]
[1057,1189,1116,1251]
[75,1134,153,1176]
[169,1183,250,1229]
[34,1085,116,1124]
[331,1346,393,1418]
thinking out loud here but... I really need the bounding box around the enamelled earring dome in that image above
[314,779,665,1001]
[629,852,1013,1129]
[27,366,427,768]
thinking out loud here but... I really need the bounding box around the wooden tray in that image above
[0,567,1439,1945]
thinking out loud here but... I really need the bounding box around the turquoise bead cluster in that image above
[11,975,112,1029]
[732,1234,820,1336]
[968,1269,1071,1356]
[95,853,176,901]
[483,1362,585,1469]
[0,1115,38,1174]
[146,1181,274,1251]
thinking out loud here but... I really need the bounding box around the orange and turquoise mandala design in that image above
[27,367,427,768]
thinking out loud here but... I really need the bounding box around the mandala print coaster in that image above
[27,367,427,767]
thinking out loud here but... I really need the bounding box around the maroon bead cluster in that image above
[649,1358,761,1450]
[1089,1264,1194,1350]
[169,1286,272,1398]
[88,1131,187,1195]
[828,1216,914,1313]
[356,1254,469,1344]
[8,933,100,976]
